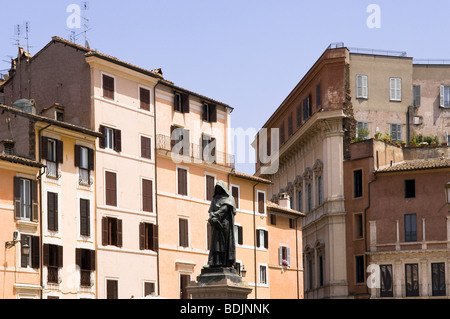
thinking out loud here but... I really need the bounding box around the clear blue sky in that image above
[1,0,450,174]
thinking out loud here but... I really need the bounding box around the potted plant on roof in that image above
[374,129,381,140]
[381,133,391,144]
[409,137,417,147]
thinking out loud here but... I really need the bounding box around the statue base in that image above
[186,267,252,299]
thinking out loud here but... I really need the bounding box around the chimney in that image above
[278,193,290,209]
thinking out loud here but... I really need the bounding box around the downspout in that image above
[252,181,260,299]
[37,123,52,299]
[153,80,161,296]
[294,215,301,299]
[363,171,377,298]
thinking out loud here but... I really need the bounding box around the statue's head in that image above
[214,180,229,197]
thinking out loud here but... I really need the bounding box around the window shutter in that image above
[141,136,152,159]
[43,244,50,266]
[209,104,217,123]
[57,246,63,268]
[202,104,208,121]
[256,230,260,248]
[362,76,368,98]
[390,78,396,100]
[413,85,421,107]
[80,199,90,237]
[142,179,153,212]
[258,192,265,214]
[232,187,239,209]
[117,219,123,248]
[99,125,106,149]
[279,247,283,265]
[41,136,49,160]
[31,180,38,222]
[88,148,94,171]
[105,172,117,207]
[238,226,243,245]
[178,168,187,196]
[440,85,445,107]
[74,145,81,167]
[140,87,150,111]
[31,236,40,269]
[75,248,82,268]
[287,247,291,265]
[182,129,190,156]
[139,223,145,250]
[14,177,21,219]
[206,176,215,201]
[89,249,96,271]
[102,217,108,246]
[113,129,122,152]
[264,230,269,249]
[152,224,158,251]
[181,94,190,113]
[48,193,55,231]
[56,140,64,163]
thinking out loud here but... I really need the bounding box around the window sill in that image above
[16,219,39,229]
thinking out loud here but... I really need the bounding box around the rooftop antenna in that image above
[25,22,31,54]
[15,24,21,48]
[83,1,90,48]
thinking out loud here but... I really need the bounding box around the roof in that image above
[376,157,450,173]
[266,201,305,217]
[0,154,44,168]
[230,171,272,184]
[0,104,103,138]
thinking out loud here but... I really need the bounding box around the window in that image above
[356,75,368,99]
[270,214,276,225]
[174,92,190,113]
[288,114,293,137]
[80,199,90,237]
[140,87,150,111]
[4,141,15,155]
[404,214,417,242]
[307,183,312,212]
[231,185,239,209]
[354,213,363,239]
[257,191,265,214]
[234,225,243,246]
[202,134,216,163]
[354,170,363,198]
[43,244,63,284]
[102,217,123,247]
[139,222,158,251]
[380,265,393,297]
[99,126,121,152]
[21,235,39,269]
[356,122,369,139]
[177,168,188,196]
[302,97,310,121]
[256,229,268,249]
[316,83,322,107]
[141,136,152,160]
[390,78,402,101]
[179,218,189,247]
[318,254,324,287]
[142,179,153,213]
[289,218,295,229]
[404,179,415,198]
[56,111,64,122]
[259,265,267,284]
[307,256,314,290]
[413,85,421,107]
[279,123,285,145]
[180,274,191,299]
[102,74,115,100]
[202,102,217,123]
[440,85,450,108]
[14,177,38,222]
[355,255,365,283]
[75,145,94,185]
[390,124,402,142]
[47,192,58,231]
[279,246,290,266]
[296,106,302,128]
[205,175,215,201]
[106,279,118,299]
[144,282,156,297]
[298,191,302,212]
[405,264,419,297]
[431,263,446,296]
[105,171,117,206]
[41,137,63,178]
[76,249,95,287]
[317,176,323,205]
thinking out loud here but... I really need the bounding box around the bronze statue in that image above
[206,180,236,268]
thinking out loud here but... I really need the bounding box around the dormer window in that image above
[56,111,64,122]
[1,140,15,155]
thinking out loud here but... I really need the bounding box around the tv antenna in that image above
[68,1,91,48]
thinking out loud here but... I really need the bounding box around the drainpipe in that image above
[153,80,161,296]
[37,123,52,299]
[363,171,377,298]
[252,181,260,299]
[294,215,301,299]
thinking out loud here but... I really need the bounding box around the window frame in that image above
[141,178,154,213]
[178,217,190,248]
[140,135,152,160]
[356,74,368,99]
[139,86,151,112]
[390,77,402,102]
[176,166,189,197]
[104,170,118,207]
[353,169,363,198]
[230,184,240,210]
[405,263,419,297]
[205,173,216,202]
[404,214,417,242]
[256,190,266,215]
[390,124,402,142]
[259,264,268,285]
[102,73,116,101]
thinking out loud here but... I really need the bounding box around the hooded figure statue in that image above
[206,180,236,268]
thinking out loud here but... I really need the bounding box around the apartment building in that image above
[345,138,450,298]
[0,154,43,299]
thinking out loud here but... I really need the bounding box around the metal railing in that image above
[413,59,450,65]
[80,270,93,287]
[348,47,407,57]
[156,134,235,169]
[47,266,60,284]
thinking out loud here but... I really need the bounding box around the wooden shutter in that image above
[31,236,40,269]
[99,125,106,149]
[202,103,208,121]
[209,104,217,123]
[31,180,38,222]
[256,229,260,248]
[57,245,63,268]
[152,224,158,251]
[264,230,269,249]
[56,140,64,163]
[140,87,150,111]
[43,244,50,266]
[74,145,81,167]
[105,171,117,206]
[89,249,96,271]
[287,247,291,265]
[206,175,215,201]
[258,192,265,214]
[80,199,90,236]
[238,226,243,245]
[181,93,190,113]
[279,247,283,265]
[139,223,145,250]
[102,217,108,246]
[106,280,118,299]
[232,186,239,209]
[41,136,49,160]
[113,129,122,152]
[88,148,94,171]
[141,136,152,159]
[117,219,123,248]
[440,85,445,107]
[48,192,57,231]
[103,75,114,100]
[142,179,153,212]
[14,177,21,219]
[178,168,187,196]
[179,219,188,247]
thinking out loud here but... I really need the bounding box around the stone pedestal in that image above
[186,267,252,299]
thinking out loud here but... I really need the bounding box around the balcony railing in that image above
[80,270,93,287]
[156,134,235,169]
[47,266,61,284]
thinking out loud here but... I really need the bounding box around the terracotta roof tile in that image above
[230,171,272,184]
[376,157,450,173]
[266,201,305,216]
[0,154,44,168]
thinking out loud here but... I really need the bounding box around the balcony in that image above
[47,266,61,284]
[156,134,235,169]
[80,270,93,287]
